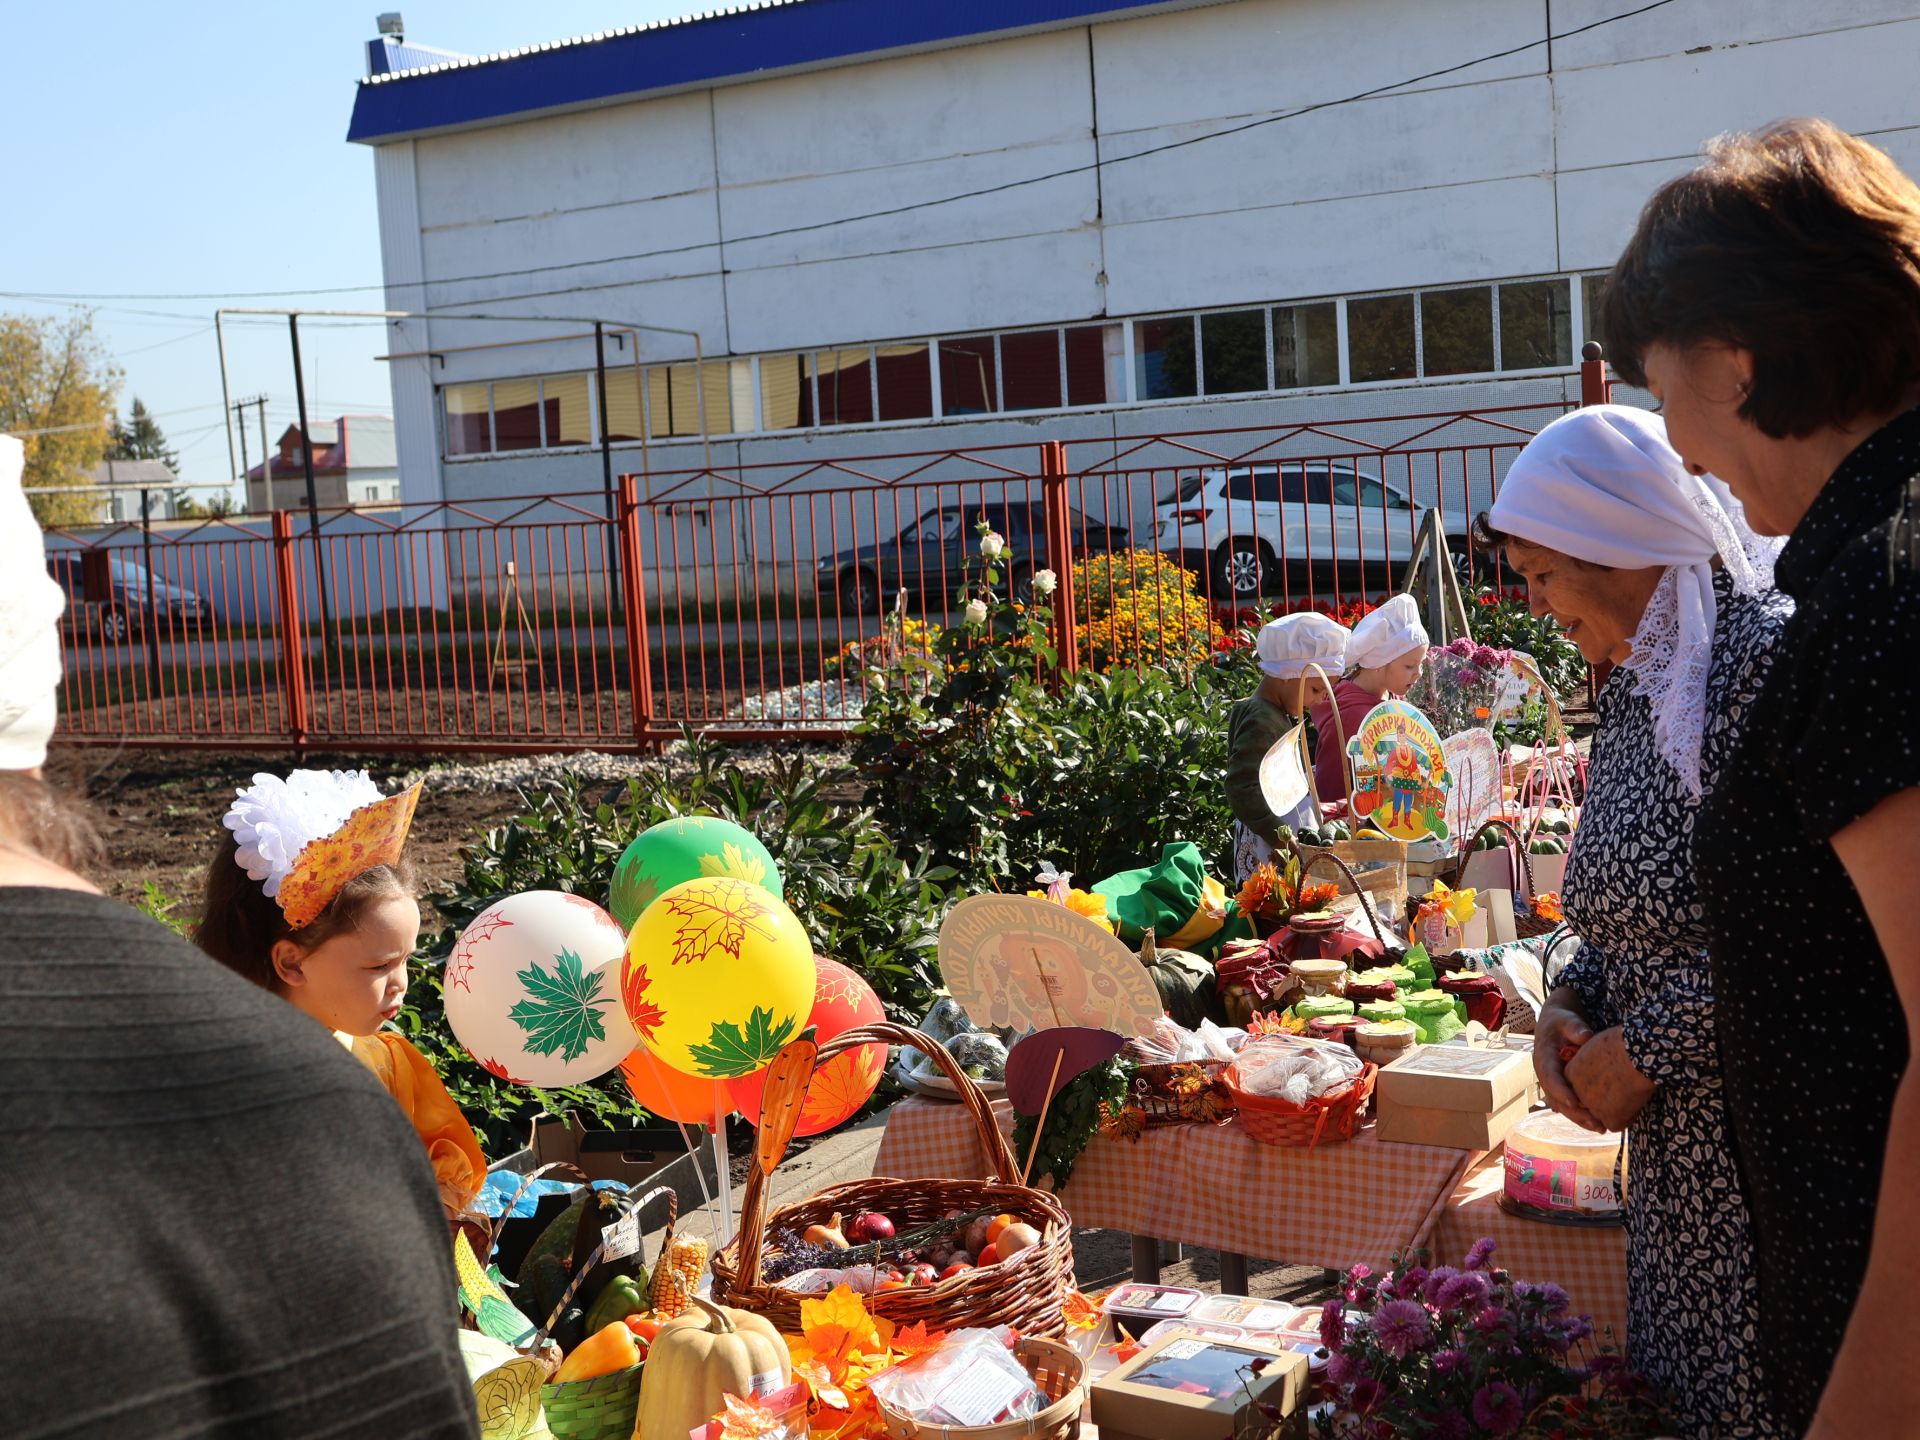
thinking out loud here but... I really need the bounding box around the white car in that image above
[1138,461,1460,599]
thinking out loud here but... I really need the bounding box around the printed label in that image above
[932,1358,1034,1425]
[1158,1339,1209,1360]
[1506,1150,1577,1210]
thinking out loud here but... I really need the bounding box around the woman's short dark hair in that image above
[0,771,103,876]
[1602,117,1920,438]
[194,829,416,991]
[1470,512,1510,552]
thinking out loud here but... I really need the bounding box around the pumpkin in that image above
[632,1295,790,1440]
[1140,929,1224,1030]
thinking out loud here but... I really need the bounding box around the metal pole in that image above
[235,404,252,511]
[288,315,336,660]
[257,397,273,513]
[596,321,621,615]
[138,478,161,689]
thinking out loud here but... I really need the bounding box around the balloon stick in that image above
[713,1094,735,1246]
[1019,1048,1066,1188]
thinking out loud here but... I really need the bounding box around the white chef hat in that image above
[1346,594,1430,671]
[1254,611,1348,679]
[0,435,65,772]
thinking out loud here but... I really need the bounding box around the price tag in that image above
[601,1213,640,1260]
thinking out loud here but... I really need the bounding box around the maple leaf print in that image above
[812,963,865,1012]
[560,891,624,936]
[444,945,477,994]
[507,948,612,1063]
[797,1045,884,1133]
[480,1055,527,1086]
[698,840,769,887]
[664,881,778,966]
[465,910,515,947]
[623,961,665,1040]
[687,1006,800,1078]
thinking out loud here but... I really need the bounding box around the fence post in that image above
[1040,440,1079,678]
[1579,341,1612,407]
[616,472,657,748]
[270,509,310,752]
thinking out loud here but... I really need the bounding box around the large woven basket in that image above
[711,1022,1075,1338]
[876,1336,1085,1440]
[1224,1059,1377,1148]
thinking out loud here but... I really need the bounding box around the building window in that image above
[875,343,933,422]
[1134,316,1197,400]
[938,336,997,416]
[603,368,644,442]
[1064,325,1113,406]
[1001,329,1062,411]
[760,354,808,430]
[1499,279,1572,370]
[811,348,874,426]
[1582,273,1608,356]
[647,360,734,438]
[444,382,490,456]
[1271,302,1339,389]
[1201,309,1267,395]
[1421,286,1494,377]
[544,373,594,447]
[1347,293,1416,383]
[491,378,542,451]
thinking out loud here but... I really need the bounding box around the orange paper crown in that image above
[275,783,422,928]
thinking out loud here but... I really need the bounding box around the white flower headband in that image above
[223,769,423,929]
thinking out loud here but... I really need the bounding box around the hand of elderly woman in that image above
[1534,990,1603,1131]
[1564,1026,1656,1132]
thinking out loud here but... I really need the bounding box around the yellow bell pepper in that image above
[553,1320,641,1384]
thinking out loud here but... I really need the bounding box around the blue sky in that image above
[2,2,699,496]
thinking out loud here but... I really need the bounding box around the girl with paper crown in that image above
[195,770,486,1228]
[1308,592,1431,805]
[1225,611,1347,885]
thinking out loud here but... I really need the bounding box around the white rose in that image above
[1033,569,1058,597]
[964,598,989,627]
[979,531,1005,560]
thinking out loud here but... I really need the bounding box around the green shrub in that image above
[1467,588,1589,710]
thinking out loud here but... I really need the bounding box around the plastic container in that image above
[1289,958,1348,996]
[1502,1110,1630,1226]
[1102,1283,1204,1329]
[1188,1295,1302,1330]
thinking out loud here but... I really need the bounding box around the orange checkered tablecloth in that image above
[1430,1155,1630,1346]
[874,1095,1475,1272]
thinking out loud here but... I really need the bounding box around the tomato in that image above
[939,1262,973,1280]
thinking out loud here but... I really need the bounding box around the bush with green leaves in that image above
[1468,587,1588,704]
[411,738,954,1150]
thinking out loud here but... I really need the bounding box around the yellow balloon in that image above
[621,876,814,1079]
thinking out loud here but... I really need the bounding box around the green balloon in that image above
[607,816,783,930]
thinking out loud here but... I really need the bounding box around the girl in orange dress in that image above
[194,770,486,1228]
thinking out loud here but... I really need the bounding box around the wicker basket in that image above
[1131,1059,1236,1127]
[1225,1059,1377,1148]
[711,1022,1076,1338]
[541,1364,644,1440]
[876,1336,1085,1440]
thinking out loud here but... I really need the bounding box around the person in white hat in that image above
[1225,611,1348,883]
[1309,593,1431,804]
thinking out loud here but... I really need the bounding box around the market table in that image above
[875,1094,1475,1280]
[1430,1153,1630,1346]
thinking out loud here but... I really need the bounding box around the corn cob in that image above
[649,1234,709,1318]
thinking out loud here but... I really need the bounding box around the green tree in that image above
[109,397,179,472]
[0,311,121,526]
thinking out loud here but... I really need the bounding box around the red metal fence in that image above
[47,378,1604,754]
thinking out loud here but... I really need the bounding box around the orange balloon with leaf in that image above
[730,957,887,1136]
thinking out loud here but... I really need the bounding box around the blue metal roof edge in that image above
[347,0,1214,144]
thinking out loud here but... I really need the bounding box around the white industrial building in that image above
[348,0,1920,526]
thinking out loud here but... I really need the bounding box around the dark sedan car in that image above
[816,501,1129,613]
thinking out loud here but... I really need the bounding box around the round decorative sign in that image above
[1347,699,1453,841]
[608,816,782,932]
[938,894,1164,1039]
[444,890,637,1087]
[621,876,814,1079]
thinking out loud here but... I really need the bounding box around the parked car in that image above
[46,553,212,641]
[817,501,1129,614]
[1137,461,1468,599]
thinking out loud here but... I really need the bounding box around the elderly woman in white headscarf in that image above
[1475,405,1791,1440]
[1308,593,1429,805]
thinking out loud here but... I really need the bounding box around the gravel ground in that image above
[391,740,855,796]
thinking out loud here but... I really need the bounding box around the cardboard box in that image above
[490,1109,722,1215]
[1374,1044,1535,1151]
[1091,1331,1309,1440]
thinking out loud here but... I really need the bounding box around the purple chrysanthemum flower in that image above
[1473,645,1501,670]
[1326,1351,1370,1388]
[1436,1271,1492,1314]
[1370,1298,1433,1359]
[1420,1265,1460,1306]
[1347,1377,1384,1413]
[1464,1237,1498,1271]
[1432,1346,1471,1377]
[1393,1264,1431,1300]
[1472,1381,1523,1434]
[1534,1282,1571,1315]
[1319,1297,1346,1350]
[1473,1303,1514,1340]
[1424,1410,1471,1440]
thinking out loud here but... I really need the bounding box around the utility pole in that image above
[231,395,271,511]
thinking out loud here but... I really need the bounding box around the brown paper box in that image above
[1092,1331,1309,1440]
[1374,1089,1532,1150]
[1374,1045,1536,1150]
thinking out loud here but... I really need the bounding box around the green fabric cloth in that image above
[1224,693,1303,846]
[1402,991,1465,1044]
[1293,995,1356,1021]
[1092,842,1253,958]
[1357,1000,1407,1022]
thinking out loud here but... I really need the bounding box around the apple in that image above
[939,1262,973,1280]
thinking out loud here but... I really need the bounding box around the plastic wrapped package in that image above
[1230,1035,1363,1104]
[867,1328,1044,1427]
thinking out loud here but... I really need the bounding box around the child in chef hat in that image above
[1225,612,1348,885]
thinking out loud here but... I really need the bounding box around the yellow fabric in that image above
[1164,875,1229,949]
[343,1031,488,1220]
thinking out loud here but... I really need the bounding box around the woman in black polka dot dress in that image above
[1479,404,1791,1438]
[1602,119,1920,1438]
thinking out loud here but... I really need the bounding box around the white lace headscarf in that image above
[1488,405,1780,797]
[0,435,66,771]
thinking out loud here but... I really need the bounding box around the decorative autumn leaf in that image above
[714,1392,784,1440]
[665,882,780,966]
[623,962,665,1041]
[688,1006,800,1079]
[787,1350,851,1411]
[472,1357,545,1440]
[700,841,770,887]
[621,871,662,918]
[480,1056,527,1085]
[798,1285,892,1377]
[797,1046,884,1133]
[1061,1289,1104,1332]
[889,1321,947,1358]
[507,948,612,1062]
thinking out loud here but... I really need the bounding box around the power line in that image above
[0,0,1683,309]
